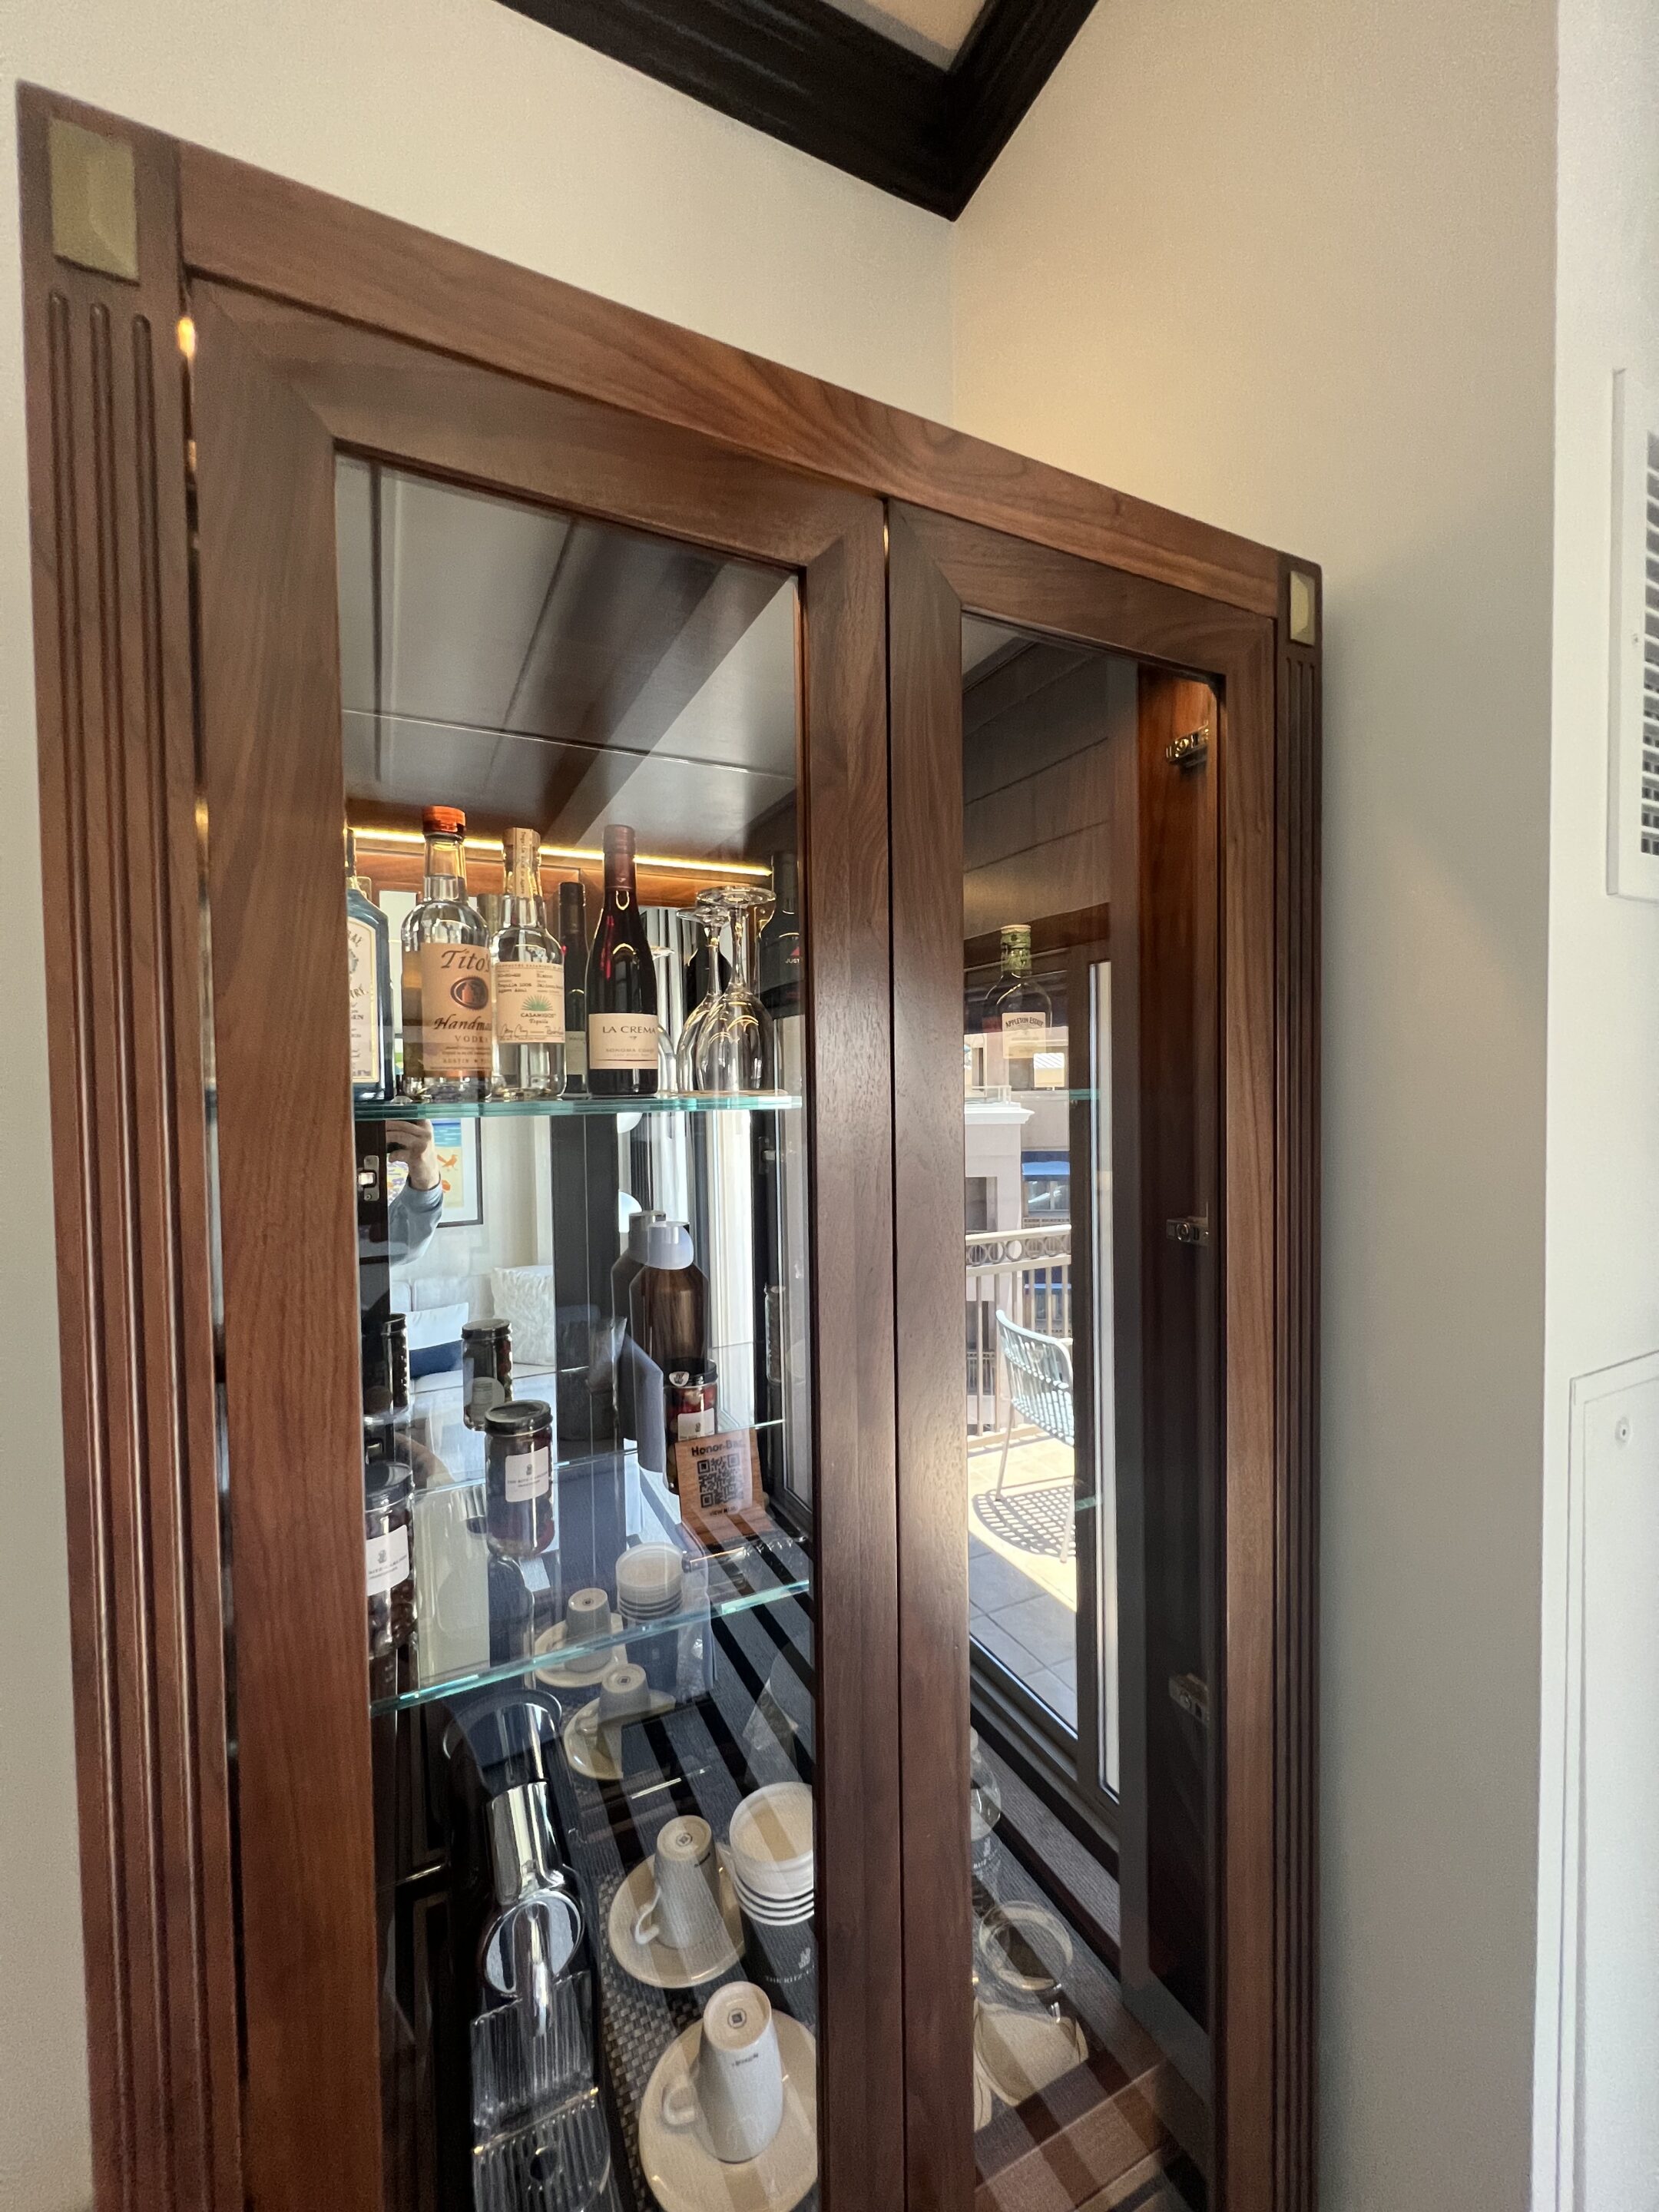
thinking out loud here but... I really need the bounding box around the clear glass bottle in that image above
[491,826,565,1100]
[982,923,1053,1094]
[400,806,492,1103]
[558,879,589,1097]
[584,824,660,1099]
[345,829,394,1105]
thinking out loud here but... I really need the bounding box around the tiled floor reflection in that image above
[967,1434,1078,1729]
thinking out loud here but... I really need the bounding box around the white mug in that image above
[631,1816,727,1954]
[663,1981,784,2164]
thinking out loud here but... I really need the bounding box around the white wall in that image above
[1536,2,1659,2204]
[0,7,950,2204]
[953,5,1557,2206]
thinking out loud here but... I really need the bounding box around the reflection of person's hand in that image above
[386,1118,441,1191]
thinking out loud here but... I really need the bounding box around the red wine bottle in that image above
[584,824,659,1098]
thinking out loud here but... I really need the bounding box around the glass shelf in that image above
[369,1496,810,1717]
[355,1088,802,1121]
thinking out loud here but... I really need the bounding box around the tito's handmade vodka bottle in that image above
[400,806,492,1103]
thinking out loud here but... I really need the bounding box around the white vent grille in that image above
[1608,372,1659,897]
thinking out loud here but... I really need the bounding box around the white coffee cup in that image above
[565,1585,611,1640]
[594,1662,653,1726]
[662,1981,785,2164]
[632,1816,727,1954]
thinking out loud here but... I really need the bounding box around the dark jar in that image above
[483,1399,558,1561]
[462,1319,513,1430]
[364,1467,416,1658]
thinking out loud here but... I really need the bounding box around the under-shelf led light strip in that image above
[349,825,770,879]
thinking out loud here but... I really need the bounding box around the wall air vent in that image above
[1608,371,1659,898]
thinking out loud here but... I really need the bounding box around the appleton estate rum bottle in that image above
[982,923,1053,1093]
[584,824,660,1098]
[401,806,492,1102]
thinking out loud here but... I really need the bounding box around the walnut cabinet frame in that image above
[17,82,1320,2212]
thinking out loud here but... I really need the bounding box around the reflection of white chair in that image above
[993,1313,1075,1494]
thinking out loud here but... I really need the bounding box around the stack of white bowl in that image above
[614,1543,684,1623]
[726,1782,815,1932]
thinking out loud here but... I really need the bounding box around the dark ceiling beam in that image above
[949,0,1097,208]
[496,0,1096,220]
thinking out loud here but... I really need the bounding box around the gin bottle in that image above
[492,827,565,1100]
[345,828,393,1105]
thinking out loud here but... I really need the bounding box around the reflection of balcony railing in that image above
[965,1227,1072,1435]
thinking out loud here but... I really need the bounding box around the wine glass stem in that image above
[732,906,760,994]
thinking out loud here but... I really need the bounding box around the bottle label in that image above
[675,1402,716,1440]
[504,1443,551,1503]
[418,943,492,1074]
[365,1525,410,1598]
[998,1010,1047,1058]
[495,960,565,1043]
[347,914,383,1086]
[588,1010,659,1071]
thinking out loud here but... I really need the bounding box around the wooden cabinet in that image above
[18,85,1319,2212]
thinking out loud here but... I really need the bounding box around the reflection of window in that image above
[1020,1153,1069,1226]
[965,1176,993,1235]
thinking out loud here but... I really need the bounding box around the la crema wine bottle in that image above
[584,823,659,1099]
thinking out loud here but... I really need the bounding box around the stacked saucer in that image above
[727,1783,815,1926]
[615,1543,684,1622]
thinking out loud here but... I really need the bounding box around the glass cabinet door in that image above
[189,297,898,2212]
[890,509,1268,2212]
[346,465,827,2212]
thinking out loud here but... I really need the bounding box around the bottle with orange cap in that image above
[400,805,492,1103]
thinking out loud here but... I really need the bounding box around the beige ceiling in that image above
[821,0,985,65]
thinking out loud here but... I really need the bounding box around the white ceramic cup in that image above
[662,1981,785,2164]
[632,1816,727,1954]
[594,1662,653,1726]
[565,1585,611,1640]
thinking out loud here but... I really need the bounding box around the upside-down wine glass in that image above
[677,891,730,1092]
[692,884,776,1094]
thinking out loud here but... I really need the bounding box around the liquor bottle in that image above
[345,828,394,1105]
[628,1221,708,1477]
[584,825,660,1099]
[558,879,589,1096]
[400,806,492,1102]
[982,924,1053,1094]
[492,827,565,1100]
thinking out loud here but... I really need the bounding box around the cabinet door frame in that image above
[186,284,901,2211]
[18,82,1316,2212]
[887,503,1317,2212]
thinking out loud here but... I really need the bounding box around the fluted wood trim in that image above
[17,84,242,2212]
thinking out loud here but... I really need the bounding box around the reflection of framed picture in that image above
[386,1115,483,1228]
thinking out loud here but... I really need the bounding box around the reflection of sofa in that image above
[390,1277,471,1379]
[992,1312,1075,1493]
